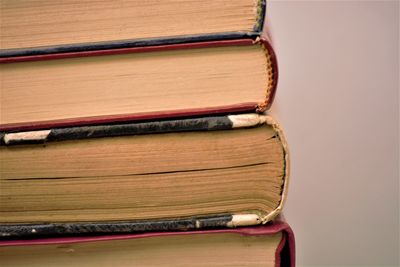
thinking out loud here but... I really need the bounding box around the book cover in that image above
[0,38,278,132]
[0,114,289,238]
[0,220,295,267]
[0,0,267,58]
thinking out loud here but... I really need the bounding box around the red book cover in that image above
[0,220,295,267]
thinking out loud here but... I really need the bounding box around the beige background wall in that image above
[265,1,399,266]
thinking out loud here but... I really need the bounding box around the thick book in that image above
[0,114,289,237]
[0,221,295,267]
[0,0,266,57]
[0,38,278,132]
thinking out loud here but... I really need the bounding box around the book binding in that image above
[0,220,295,267]
[0,0,267,58]
[0,38,278,132]
[0,114,290,238]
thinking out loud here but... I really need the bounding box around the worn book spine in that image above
[0,114,290,239]
[0,214,251,238]
[2,114,266,145]
[0,0,266,58]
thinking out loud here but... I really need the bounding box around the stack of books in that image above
[0,1,295,266]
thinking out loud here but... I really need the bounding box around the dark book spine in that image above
[254,0,267,33]
[0,32,259,59]
[1,115,234,145]
[1,114,269,146]
[0,215,233,238]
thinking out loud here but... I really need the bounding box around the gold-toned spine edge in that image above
[254,37,274,113]
[261,115,290,223]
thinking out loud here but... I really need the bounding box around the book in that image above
[0,0,266,57]
[0,114,289,237]
[0,221,295,267]
[0,38,277,132]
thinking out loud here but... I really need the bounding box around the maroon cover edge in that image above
[0,221,295,267]
[0,39,253,64]
[275,232,287,267]
[280,222,296,267]
[0,221,291,246]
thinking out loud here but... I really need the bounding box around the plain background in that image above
[265,1,399,266]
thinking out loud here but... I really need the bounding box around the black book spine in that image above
[1,115,235,145]
[0,215,233,239]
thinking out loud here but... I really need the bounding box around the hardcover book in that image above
[0,114,289,237]
[0,38,277,132]
[0,0,278,132]
[1,0,266,57]
[0,221,295,267]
